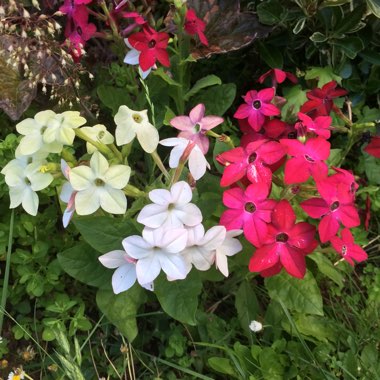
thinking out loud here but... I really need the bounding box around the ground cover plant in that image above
[0,0,379,379]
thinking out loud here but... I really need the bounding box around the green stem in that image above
[75,129,115,160]
[206,131,235,149]
[150,150,170,180]
[338,131,357,167]
[108,143,123,163]
[0,210,15,335]
[123,184,146,198]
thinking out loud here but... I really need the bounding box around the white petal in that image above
[57,126,76,145]
[183,246,214,271]
[215,251,229,277]
[170,181,192,204]
[168,144,185,169]
[75,187,100,215]
[139,67,152,79]
[22,187,39,216]
[104,165,131,189]
[201,226,226,251]
[124,49,140,65]
[62,208,75,228]
[112,264,137,294]
[136,122,159,153]
[188,148,209,180]
[123,235,152,259]
[70,166,94,191]
[42,126,57,144]
[186,224,205,246]
[90,151,109,176]
[16,118,41,135]
[34,110,56,125]
[17,134,42,156]
[137,204,169,228]
[30,172,53,191]
[161,228,188,253]
[149,188,171,205]
[9,187,24,208]
[160,254,188,280]
[136,256,161,284]
[175,203,203,227]
[99,187,127,214]
[115,122,136,146]
[60,182,73,203]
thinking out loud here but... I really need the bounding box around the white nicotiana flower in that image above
[249,320,263,333]
[137,181,202,229]
[80,124,114,154]
[182,224,226,273]
[114,105,159,153]
[69,151,131,215]
[160,137,210,180]
[1,160,53,216]
[124,38,152,79]
[214,230,243,277]
[122,227,188,285]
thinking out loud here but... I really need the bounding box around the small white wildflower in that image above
[249,320,263,333]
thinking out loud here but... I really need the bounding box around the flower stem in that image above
[124,184,146,198]
[150,150,170,180]
[0,210,14,336]
[206,131,235,149]
[108,143,124,163]
[75,129,115,160]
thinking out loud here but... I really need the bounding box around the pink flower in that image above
[238,119,265,147]
[121,11,146,35]
[364,136,380,158]
[330,167,358,199]
[184,9,208,46]
[281,137,330,184]
[258,69,297,86]
[249,200,318,279]
[128,26,170,71]
[220,183,276,247]
[301,176,360,243]
[170,104,223,154]
[234,88,280,132]
[217,139,286,187]
[330,228,367,266]
[295,112,332,139]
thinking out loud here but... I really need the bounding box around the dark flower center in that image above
[291,185,300,194]
[148,39,156,48]
[330,201,340,211]
[76,26,82,36]
[244,202,256,213]
[252,100,261,109]
[288,131,297,139]
[304,154,315,162]
[248,152,257,163]
[98,131,105,139]
[95,178,105,187]
[168,203,175,211]
[276,232,289,243]
[132,113,143,123]
[342,245,347,255]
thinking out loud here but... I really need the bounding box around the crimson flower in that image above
[220,183,276,247]
[330,228,367,266]
[238,119,265,148]
[217,139,286,187]
[295,112,332,139]
[184,9,208,46]
[330,167,358,200]
[364,136,380,158]
[301,176,360,243]
[281,137,330,184]
[234,88,280,131]
[300,81,347,117]
[121,12,146,35]
[249,200,318,279]
[128,26,170,71]
[258,68,297,86]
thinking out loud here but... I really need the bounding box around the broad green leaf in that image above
[96,285,146,342]
[327,148,342,167]
[360,343,378,368]
[308,252,344,288]
[213,139,232,173]
[190,84,236,116]
[97,85,132,114]
[235,281,260,343]
[367,0,380,18]
[305,66,342,86]
[153,67,181,87]
[343,350,359,380]
[359,49,380,65]
[58,243,111,288]
[364,153,380,184]
[281,85,308,118]
[184,75,222,101]
[265,271,324,316]
[259,348,285,380]
[208,357,237,377]
[257,0,286,25]
[334,5,366,35]
[155,270,202,325]
[163,106,176,126]
[330,37,364,59]
[74,216,139,253]
[310,32,328,43]
[258,42,283,69]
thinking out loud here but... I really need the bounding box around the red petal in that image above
[139,49,155,71]
[301,198,329,218]
[318,213,339,243]
[364,137,380,158]
[280,245,306,279]
[249,244,279,273]
[272,200,295,231]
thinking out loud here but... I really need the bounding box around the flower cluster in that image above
[99,181,243,293]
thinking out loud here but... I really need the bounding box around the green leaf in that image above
[190,84,236,116]
[213,139,232,174]
[367,0,380,18]
[155,270,202,325]
[359,49,380,65]
[208,357,237,377]
[163,106,176,126]
[320,0,352,6]
[305,66,342,86]
[235,281,260,343]
[184,75,222,101]
[265,271,324,316]
[96,285,146,342]
[281,85,308,118]
[308,252,344,288]
[153,67,181,87]
[97,85,132,114]
[330,37,364,59]
[334,5,366,35]
[327,148,342,167]
[310,32,328,43]
[257,0,286,25]
[364,153,380,185]
[259,348,285,380]
[58,243,111,288]
[74,216,139,253]
[258,42,283,69]
[293,17,306,34]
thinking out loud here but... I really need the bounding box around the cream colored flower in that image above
[80,124,114,153]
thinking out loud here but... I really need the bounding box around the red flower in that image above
[249,200,318,279]
[258,69,297,86]
[295,112,332,139]
[234,88,280,132]
[300,81,347,117]
[184,9,208,46]
[330,228,367,266]
[128,26,170,71]
[364,136,380,158]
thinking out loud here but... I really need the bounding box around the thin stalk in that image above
[0,210,14,335]
[150,150,170,180]
[75,129,115,160]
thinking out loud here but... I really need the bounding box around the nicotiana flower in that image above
[160,137,210,180]
[1,161,53,216]
[137,181,202,229]
[234,88,280,131]
[123,227,188,285]
[124,38,153,79]
[80,124,114,154]
[330,228,368,266]
[69,151,131,215]
[295,112,332,139]
[170,104,223,154]
[184,8,208,46]
[114,105,159,153]
[258,68,297,86]
[214,230,243,277]
[249,200,318,279]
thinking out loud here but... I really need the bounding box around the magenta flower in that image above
[330,167,358,200]
[330,228,367,266]
[295,112,332,139]
[281,137,330,184]
[128,26,170,71]
[220,183,276,247]
[170,104,223,154]
[364,136,380,158]
[258,69,297,86]
[234,88,280,132]
[249,200,318,279]
[184,9,208,46]
[301,176,360,243]
[217,139,286,187]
